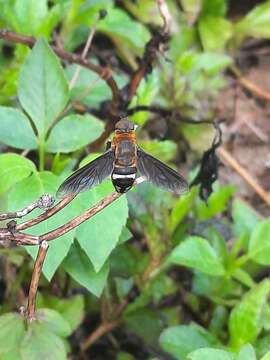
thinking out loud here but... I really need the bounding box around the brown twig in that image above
[40,191,122,241]
[0,28,174,153]
[27,240,49,321]
[87,101,214,153]
[126,0,172,103]
[218,147,270,207]
[127,105,215,125]
[87,118,116,152]
[126,34,169,103]
[81,320,120,351]
[69,18,98,89]
[0,194,55,221]
[239,76,270,102]
[157,0,172,34]
[86,104,214,153]
[231,65,270,102]
[0,178,145,246]
[40,177,143,242]
[0,232,39,245]
[16,194,76,231]
[0,179,142,321]
[0,29,120,105]
[0,180,143,324]
[127,105,172,117]
[86,1,173,151]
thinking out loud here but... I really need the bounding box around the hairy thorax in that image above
[113,132,137,167]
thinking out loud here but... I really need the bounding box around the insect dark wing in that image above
[57,150,115,198]
[137,148,189,194]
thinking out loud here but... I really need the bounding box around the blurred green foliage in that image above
[0,0,269,359]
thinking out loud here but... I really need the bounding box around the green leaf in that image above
[159,323,219,359]
[96,8,150,53]
[169,236,225,276]
[35,308,72,337]
[0,153,36,195]
[169,189,197,233]
[73,0,113,28]
[232,199,259,240]
[192,271,240,300]
[207,227,228,263]
[198,16,232,51]
[76,181,128,271]
[125,308,165,345]
[193,53,232,75]
[129,71,159,125]
[65,64,127,108]
[41,295,84,333]
[115,278,133,299]
[229,279,270,350]
[18,38,69,137]
[209,305,228,337]
[248,219,270,265]
[123,0,164,27]
[110,244,137,278]
[263,305,270,332]
[170,26,197,59]
[117,352,135,360]
[144,273,176,304]
[195,184,236,220]
[139,140,177,163]
[180,0,202,24]
[77,6,147,67]
[46,114,104,153]
[187,348,234,360]
[0,107,36,149]
[0,313,25,357]
[38,3,66,39]
[177,51,232,76]
[261,351,270,360]
[63,241,109,297]
[232,268,255,288]
[180,0,202,15]
[118,227,132,244]
[182,121,216,152]
[20,322,66,360]
[13,0,48,36]
[256,335,270,359]
[235,2,270,40]
[201,0,227,17]
[237,344,256,360]
[8,171,76,280]
[0,351,23,360]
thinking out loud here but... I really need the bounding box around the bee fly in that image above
[57,118,189,197]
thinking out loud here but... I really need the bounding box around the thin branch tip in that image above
[0,179,145,247]
[0,28,120,104]
[40,240,49,249]
[37,194,55,210]
[27,241,49,321]
[156,0,172,34]
[0,193,55,221]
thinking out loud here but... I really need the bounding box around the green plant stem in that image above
[38,138,46,171]
[235,253,251,267]
[1,260,28,313]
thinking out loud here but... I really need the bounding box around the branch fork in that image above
[0,178,145,320]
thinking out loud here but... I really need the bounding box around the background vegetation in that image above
[0,0,269,359]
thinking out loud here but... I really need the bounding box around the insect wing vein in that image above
[137,148,188,194]
[57,150,114,197]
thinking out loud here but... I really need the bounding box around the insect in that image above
[57,118,189,197]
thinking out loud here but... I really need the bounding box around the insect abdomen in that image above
[111,166,137,193]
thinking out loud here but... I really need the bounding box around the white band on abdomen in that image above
[112,173,136,179]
